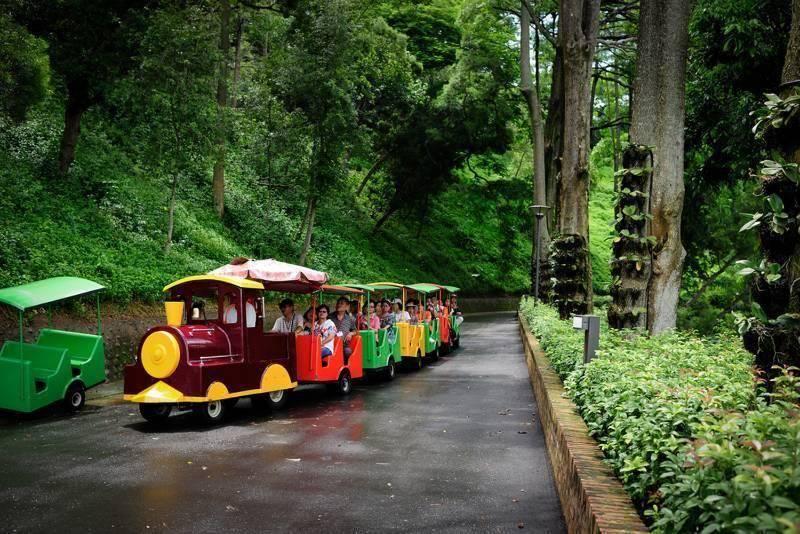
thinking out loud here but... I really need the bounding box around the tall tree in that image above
[212,0,231,219]
[519,2,550,295]
[550,0,599,318]
[741,0,800,376]
[609,0,691,332]
[10,0,150,174]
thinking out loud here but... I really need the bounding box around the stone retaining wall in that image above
[519,318,648,534]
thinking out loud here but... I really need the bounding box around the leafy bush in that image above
[519,298,800,532]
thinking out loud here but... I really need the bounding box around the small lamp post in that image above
[572,315,600,363]
[532,204,550,305]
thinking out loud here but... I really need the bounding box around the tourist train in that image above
[122,258,463,424]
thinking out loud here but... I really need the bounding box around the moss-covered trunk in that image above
[608,145,652,329]
[551,0,599,319]
[743,0,800,376]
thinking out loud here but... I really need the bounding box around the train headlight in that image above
[141,331,180,379]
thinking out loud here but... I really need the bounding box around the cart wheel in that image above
[415,352,424,370]
[385,358,396,381]
[193,400,227,424]
[254,389,290,412]
[64,382,85,412]
[430,347,440,361]
[139,403,172,424]
[454,336,460,349]
[336,370,352,395]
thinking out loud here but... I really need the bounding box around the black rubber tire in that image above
[223,398,239,410]
[336,370,352,395]
[430,347,440,361]
[415,353,424,370]
[385,358,396,381]
[193,400,227,424]
[139,403,172,424]
[64,382,86,412]
[252,389,290,411]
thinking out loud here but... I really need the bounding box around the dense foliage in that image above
[520,298,800,532]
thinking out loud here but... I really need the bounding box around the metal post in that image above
[572,314,600,364]
[19,310,24,400]
[96,293,102,335]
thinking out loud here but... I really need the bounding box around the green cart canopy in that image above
[0,277,105,311]
[439,285,460,293]
[407,283,441,294]
[341,284,375,293]
[366,282,407,291]
[320,284,364,295]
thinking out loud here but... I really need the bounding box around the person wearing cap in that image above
[272,298,305,333]
[391,299,410,323]
[406,301,419,325]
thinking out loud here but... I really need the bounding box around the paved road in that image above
[0,313,564,533]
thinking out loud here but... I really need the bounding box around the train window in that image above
[189,288,219,322]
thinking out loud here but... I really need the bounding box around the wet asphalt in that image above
[0,312,564,533]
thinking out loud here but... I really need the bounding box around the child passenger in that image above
[313,304,337,364]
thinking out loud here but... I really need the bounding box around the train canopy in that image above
[209,258,328,293]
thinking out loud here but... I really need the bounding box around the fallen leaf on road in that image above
[517,522,525,529]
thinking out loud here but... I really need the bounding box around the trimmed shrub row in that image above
[519,297,800,532]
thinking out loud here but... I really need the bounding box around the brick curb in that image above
[519,318,648,533]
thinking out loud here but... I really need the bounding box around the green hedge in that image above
[519,297,800,532]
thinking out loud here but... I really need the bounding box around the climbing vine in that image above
[738,90,800,377]
[608,144,655,329]
[550,234,589,319]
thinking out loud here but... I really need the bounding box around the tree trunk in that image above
[231,15,244,109]
[741,0,800,379]
[544,42,564,232]
[782,0,800,91]
[58,83,90,174]
[520,2,551,296]
[165,173,179,251]
[684,254,737,309]
[625,0,691,333]
[372,204,400,234]
[212,0,231,219]
[551,0,599,318]
[298,195,317,266]
[356,153,387,196]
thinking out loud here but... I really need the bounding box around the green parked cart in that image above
[0,277,106,413]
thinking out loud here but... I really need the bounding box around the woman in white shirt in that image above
[391,299,410,322]
[313,304,337,363]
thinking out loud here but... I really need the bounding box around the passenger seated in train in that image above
[272,298,304,334]
[222,293,256,327]
[406,301,419,325]
[391,299,410,323]
[450,295,464,326]
[365,301,381,331]
[245,296,257,327]
[331,297,357,358]
[379,300,394,328]
[222,293,238,324]
[301,307,314,333]
[313,304,337,365]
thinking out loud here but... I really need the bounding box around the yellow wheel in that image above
[141,331,180,379]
